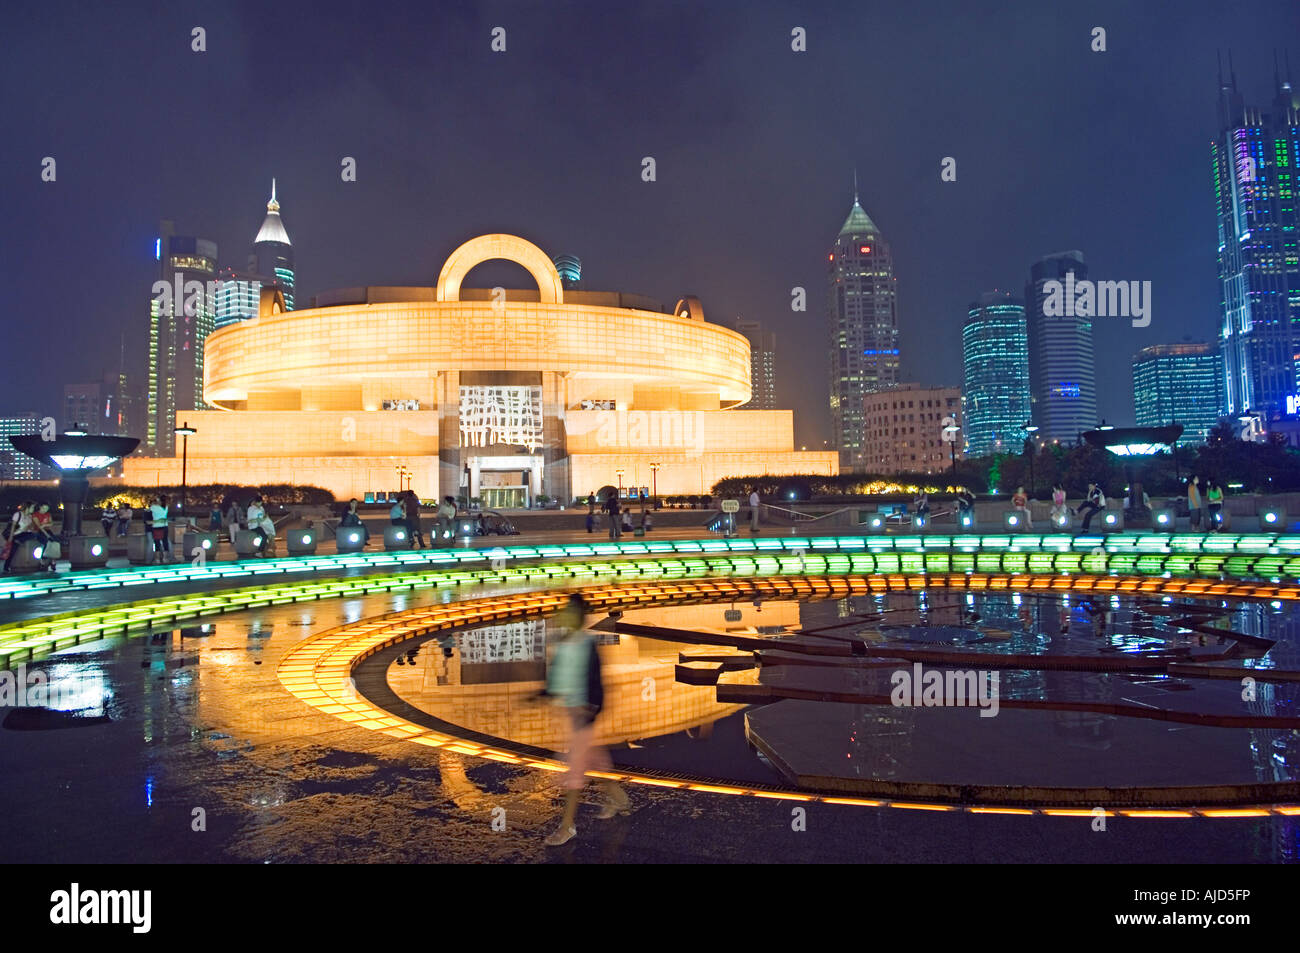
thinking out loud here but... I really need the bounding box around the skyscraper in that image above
[147,222,217,456]
[553,254,581,288]
[736,319,776,410]
[1025,251,1098,444]
[1131,342,1224,444]
[862,384,962,475]
[962,291,1030,455]
[1213,59,1299,419]
[0,413,53,480]
[828,182,899,469]
[253,180,294,310]
[64,371,139,439]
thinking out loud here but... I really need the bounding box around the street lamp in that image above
[615,467,625,497]
[174,422,196,514]
[649,461,660,499]
[940,415,960,486]
[1022,423,1039,498]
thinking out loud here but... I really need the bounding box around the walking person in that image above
[246,496,275,556]
[115,500,132,537]
[158,495,173,560]
[535,593,630,846]
[100,503,114,537]
[1206,479,1224,532]
[147,496,169,564]
[1011,486,1033,529]
[748,487,761,533]
[603,489,621,540]
[1077,482,1105,532]
[586,492,597,534]
[1187,477,1203,530]
[225,499,243,545]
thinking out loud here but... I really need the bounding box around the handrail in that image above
[761,504,856,523]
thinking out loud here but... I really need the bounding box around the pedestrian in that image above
[2,503,37,572]
[158,495,173,559]
[586,492,596,534]
[148,496,169,564]
[100,503,114,537]
[225,499,243,544]
[914,489,931,527]
[404,491,426,549]
[1078,482,1105,532]
[208,503,223,533]
[1011,486,1033,529]
[1050,484,1069,528]
[603,489,621,540]
[638,496,649,534]
[115,500,132,537]
[535,593,630,846]
[341,498,370,547]
[436,496,457,544]
[1187,477,1203,530]
[749,487,761,533]
[389,496,406,530]
[956,488,976,526]
[1206,480,1224,532]
[246,495,275,556]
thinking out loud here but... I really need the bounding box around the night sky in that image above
[3,0,1297,447]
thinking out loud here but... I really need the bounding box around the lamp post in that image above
[649,461,660,499]
[615,467,625,497]
[1022,423,1039,498]
[940,416,960,487]
[174,422,196,515]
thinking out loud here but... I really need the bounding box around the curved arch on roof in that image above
[435,234,564,304]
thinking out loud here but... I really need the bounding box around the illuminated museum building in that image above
[124,234,836,503]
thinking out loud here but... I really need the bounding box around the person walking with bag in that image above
[535,594,630,846]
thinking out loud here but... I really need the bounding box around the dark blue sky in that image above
[2,0,1297,445]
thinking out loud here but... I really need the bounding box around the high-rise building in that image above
[147,222,217,456]
[736,319,776,410]
[1025,251,1098,444]
[253,180,294,310]
[962,291,1030,456]
[1213,60,1299,419]
[553,254,581,288]
[828,183,899,469]
[214,265,265,331]
[862,384,962,475]
[0,413,54,480]
[1131,342,1225,444]
[64,371,139,438]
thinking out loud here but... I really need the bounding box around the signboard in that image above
[459,385,544,451]
[580,399,617,411]
[382,399,421,411]
[721,499,740,513]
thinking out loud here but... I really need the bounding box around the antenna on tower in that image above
[853,168,859,205]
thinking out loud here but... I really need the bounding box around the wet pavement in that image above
[2,582,1299,863]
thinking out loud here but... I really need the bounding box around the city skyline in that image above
[3,2,1297,449]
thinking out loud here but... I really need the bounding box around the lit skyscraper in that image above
[1213,59,1299,419]
[736,319,776,410]
[1025,251,1098,444]
[553,254,581,288]
[147,222,217,456]
[962,291,1030,455]
[0,413,54,480]
[214,264,263,331]
[1132,342,1225,444]
[828,183,899,469]
[253,179,294,310]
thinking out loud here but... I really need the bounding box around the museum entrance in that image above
[480,485,528,509]
[466,455,544,509]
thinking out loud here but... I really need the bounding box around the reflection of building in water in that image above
[457,619,547,684]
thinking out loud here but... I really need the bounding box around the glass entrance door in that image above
[481,486,528,509]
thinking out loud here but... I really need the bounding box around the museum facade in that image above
[124,233,837,503]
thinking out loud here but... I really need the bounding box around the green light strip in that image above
[0,532,1295,604]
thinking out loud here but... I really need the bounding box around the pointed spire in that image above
[853,167,859,205]
[267,177,280,213]
[255,179,290,246]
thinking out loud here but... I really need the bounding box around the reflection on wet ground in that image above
[1,582,1298,862]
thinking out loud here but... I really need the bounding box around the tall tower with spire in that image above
[253,178,295,309]
[1213,52,1299,420]
[827,176,899,469]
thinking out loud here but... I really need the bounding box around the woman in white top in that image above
[3,503,37,572]
[245,496,274,556]
[148,496,170,564]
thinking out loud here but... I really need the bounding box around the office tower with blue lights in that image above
[1131,343,1224,443]
[1025,250,1097,444]
[828,185,899,469]
[147,221,217,456]
[1213,59,1299,419]
[0,413,53,479]
[553,254,581,289]
[252,179,294,310]
[962,291,1031,455]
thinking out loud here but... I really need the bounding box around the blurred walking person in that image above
[537,594,629,845]
[1187,477,1203,530]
